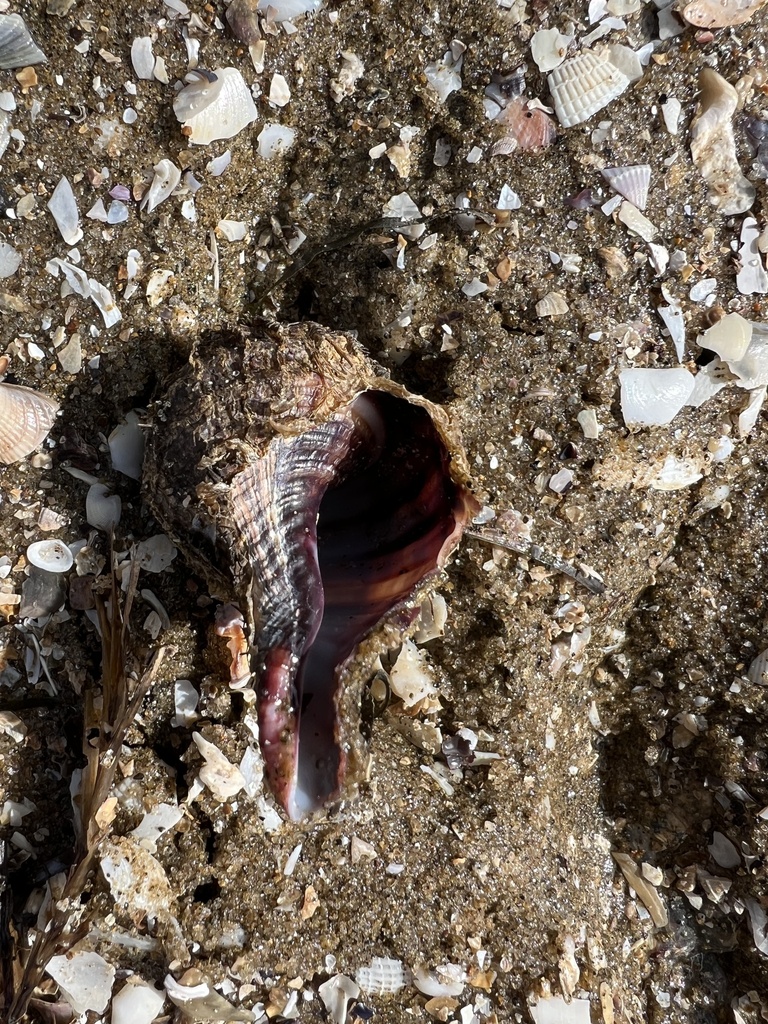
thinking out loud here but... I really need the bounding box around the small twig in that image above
[465,527,606,595]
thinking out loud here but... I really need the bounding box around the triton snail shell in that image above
[146,320,478,820]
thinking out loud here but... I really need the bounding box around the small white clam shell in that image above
[0,13,47,70]
[619,367,695,427]
[173,67,258,146]
[108,411,145,480]
[86,483,122,532]
[548,50,630,128]
[26,539,73,573]
[47,176,83,246]
[0,383,59,464]
[698,312,752,363]
[601,164,651,211]
[141,158,182,214]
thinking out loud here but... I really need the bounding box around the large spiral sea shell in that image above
[145,321,478,820]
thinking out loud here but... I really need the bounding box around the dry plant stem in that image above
[464,527,606,594]
[6,557,167,1024]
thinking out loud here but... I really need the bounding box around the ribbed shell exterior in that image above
[0,383,59,464]
[548,51,630,128]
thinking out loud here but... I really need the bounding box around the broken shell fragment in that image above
[173,68,258,146]
[619,367,695,427]
[682,0,767,27]
[548,50,630,128]
[26,539,73,573]
[530,28,573,73]
[0,383,59,464]
[141,159,182,214]
[698,312,752,363]
[0,14,47,70]
[601,164,651,210]
[690,68,756,216]
[145,322,478,820]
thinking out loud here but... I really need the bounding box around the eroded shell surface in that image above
[146,322,477,820]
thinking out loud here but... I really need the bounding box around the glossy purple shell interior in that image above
[233,389,472,820]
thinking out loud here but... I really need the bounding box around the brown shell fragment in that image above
[145,321,478,820]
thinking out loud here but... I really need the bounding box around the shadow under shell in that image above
[233,389,471,820]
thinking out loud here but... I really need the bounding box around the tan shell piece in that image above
[682,0,767,27]
[690,68,755,216]
[0,382,59,464]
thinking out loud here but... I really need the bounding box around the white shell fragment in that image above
[174,68,258,146]
[0,240,21,278]
[26,539,73,573]
[192,731,246,801]
[48,258,122,328]
[548,50,630,128]
[698,312,752,363]
[256,0,322,20]
[0,14,47,70]
[47,176,82,246]
[319,977,359,1024]
[111,976,166,1024]
[536,291,569,317]
[356,957,407,995]
[657,287,685,362]
[109,411,145,480]
[424,48,463,104]
[617,201,658,242]
[412,964,467,998]
[46,951,115,1015]
[530,28,573,73]
[530,996,592,1024]
[141,159,182,214]
[86,483,122,532]
[690,68,755,216]
[601,164,650,210]
[748,648,768,685]
[268,72,291,107]
[256,122,296,159]
[739,384,766,436]
[0,383,59,464]
[661,96,682,135]
[131,36,155,80]
[737,216,768,295]
[136,534,177,572]
[619,367,695,427]
[577,408,601,438]
[165,974,254,1022]
[389,639,437,707]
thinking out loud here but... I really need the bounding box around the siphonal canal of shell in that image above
[145,320,478,821]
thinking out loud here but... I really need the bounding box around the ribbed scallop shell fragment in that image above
[548,51,631,127]
[0,383,59,464]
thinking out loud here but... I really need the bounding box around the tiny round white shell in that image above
[26,538,73,573]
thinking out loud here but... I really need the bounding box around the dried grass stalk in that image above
[3,555,167,1023]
